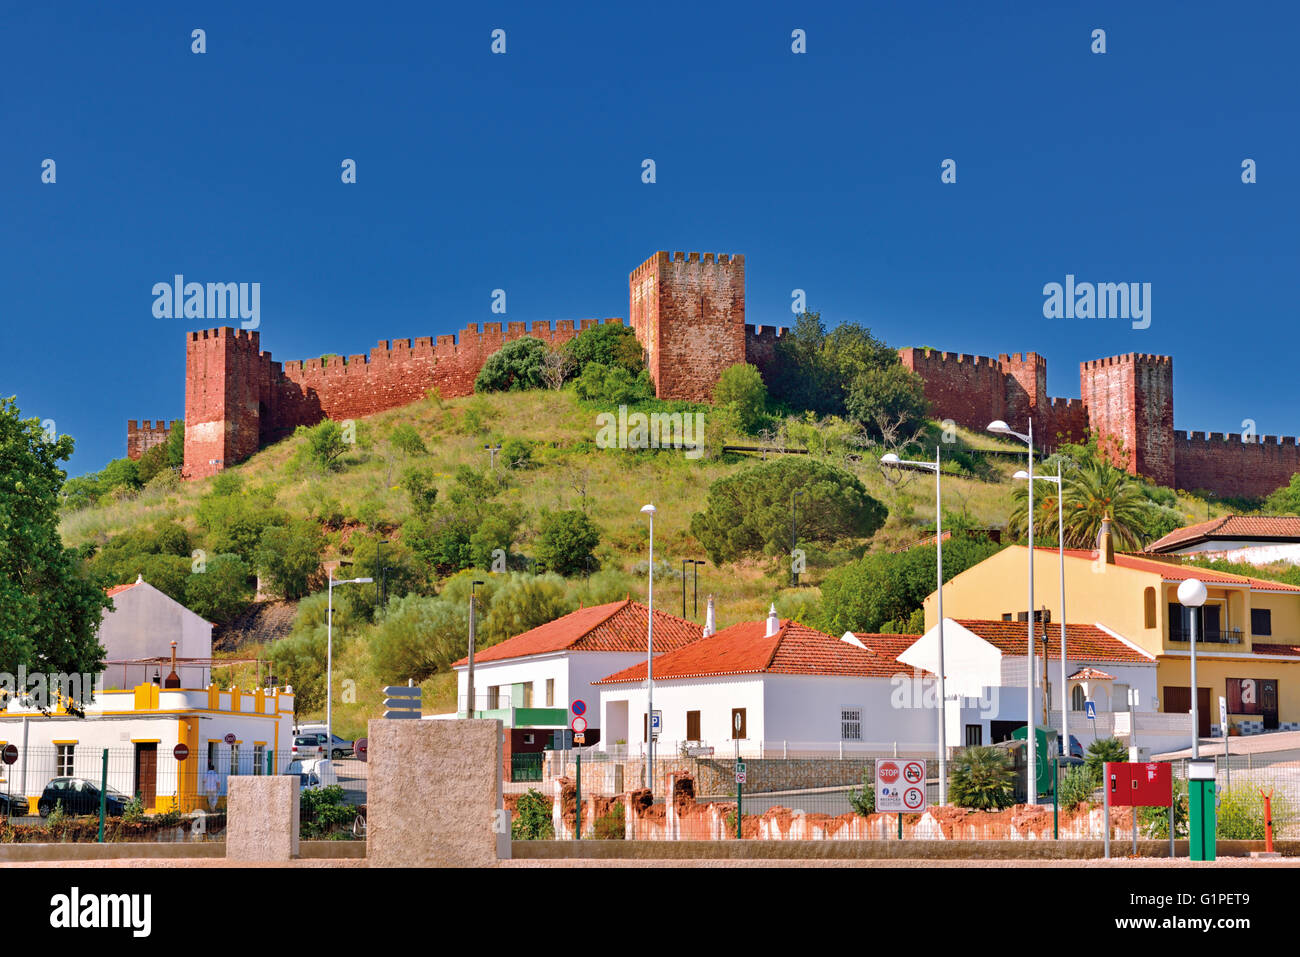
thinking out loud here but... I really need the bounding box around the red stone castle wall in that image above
[898,348,1009,433]
[126,419,177,460]
[1175,433,1300,499]
[1079,354,1174,487]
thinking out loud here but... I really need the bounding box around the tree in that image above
[534,509,601,576]
[539,346,576,391]
[367,593,468,683]
[565,322,644,376]
[299,420,350,471]
[165,421,185,468]
[689,458,887,565]
[1084,736,1128,779]
[1266,473,1300,515]
[254,520,325,600]
[195,483,288,563]
[713,363,768,433]
[184,553,253,623]
[948,746,1016,810]
[270,589,367,712]
[844,362,929,437]
[480,573,576,647]
[389,423,426,457]
[474,336,548,392]
[0,396,110,689]
[573,362,654,404]
[1008,458,1155,549]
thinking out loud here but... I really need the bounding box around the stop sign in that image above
[173,743,189,762]
[355,737,368,763]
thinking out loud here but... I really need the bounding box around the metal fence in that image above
[0,747,367,842]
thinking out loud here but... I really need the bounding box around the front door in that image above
[1163,686,1212,738]
[1261,679,1280,730]
[133,743,158,808]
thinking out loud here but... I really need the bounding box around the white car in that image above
[292,734,325,762]
[285,758,337,790]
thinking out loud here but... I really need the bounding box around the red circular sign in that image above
[878,762,900,783]
[224,733,236,745]
[570,716,588,734]
[571,699,587,717]
[355,738,368,763]
[903,787,925,810]
[173,743,189,762]
[903,762,923,784]
[1,744,17,766]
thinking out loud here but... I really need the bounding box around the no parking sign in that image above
[876,759,928,813]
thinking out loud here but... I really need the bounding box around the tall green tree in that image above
[0,397,110,687]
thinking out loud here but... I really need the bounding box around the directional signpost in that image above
[383,685,422,719]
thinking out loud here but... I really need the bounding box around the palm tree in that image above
[1007,458,1154,549]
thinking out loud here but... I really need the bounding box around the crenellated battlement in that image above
[1080,352,1173,371]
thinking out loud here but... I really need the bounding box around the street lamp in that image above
[1178,578,1208,759]
[327,572,373,753]
[1014,460,1069,757]
[681,559,705,619]
[376,539,389,613]
[989,418,1038,804]
[640,504,657,797]
[467,579,485,717]
[880,449,948,805]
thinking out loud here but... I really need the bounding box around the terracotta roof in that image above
[850,633,923,660]
[954,619,1154,662]
[1147,516,1300,553]
[596,620,929,683]
[452,599,701,666]
[105,581,140,598]
[1249,643,1300,658]
[1040,546,1300,593]
[1068,666,1115,681]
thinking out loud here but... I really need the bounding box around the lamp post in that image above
[467,579,485,718]
[376,539,389,613]
[640,504,657,797]
[989,418,1037,804]
[691,559,705,619]
[681,559,705,619]
[1014,459,1069,756]
[791,490,804,587]
[327,572,373,752]
[880,448,948,805]
[1178,578,1208,759]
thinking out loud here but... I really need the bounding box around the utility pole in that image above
[467,580,484,717]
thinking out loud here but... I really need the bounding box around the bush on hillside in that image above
[573,362,654,404]
[254,519,325,600]
[565,322,644,377]
[184,553,253,623]
[475,337,548,393]
[712,362,768,433]
[195,482,288,563]
[534,509,601,577]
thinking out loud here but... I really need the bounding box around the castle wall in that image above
[629,252,745,402]
[126,419,177,460]
[744,325,784,383]
[1175,433,1300,499]
[183,328,276,480]
[898,348,1008,433]
[1079,354,1174,487]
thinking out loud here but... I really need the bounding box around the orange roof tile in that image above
[954,619,1153,662]
[452,599,701,666]
[1038,546,1300,593]
[105,581,140,598]
[1250,643,1300,658]
[1147,516,1300,553]
[1068,666,1115,681]
[596,620,928,683]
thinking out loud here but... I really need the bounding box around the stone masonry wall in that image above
[126,419,177,460]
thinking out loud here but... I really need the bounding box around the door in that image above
[134,743,158,808]
[1261,679,1280,730]
[686,710,701,742]
[1163,686,1212,738]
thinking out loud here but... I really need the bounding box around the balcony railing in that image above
[1168,627,1244,645]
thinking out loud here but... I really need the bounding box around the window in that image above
[524,733,534,745]
[1015,609,1050,623]
[965,725,983,747]
[731,708,747,740]
[521,682,533,708]
[1071,686,1086,712]
[487,686,499,710]
[207,741,218,771]
[1144,587,1157,628]
[253,745,265,776]
[56,744,75,776]
[229,743,239,776]
[1252,608,1272,636]
[841,707,862,741]
[545,679,555,707]
[686,711,701,741]
[1001,613,1013,622]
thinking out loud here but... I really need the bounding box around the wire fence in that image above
[0,746,367,843]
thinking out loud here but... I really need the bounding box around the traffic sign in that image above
[735,771,747,785]
[1219,696,1228,736]
[1,745,16,766]
[574,732,586,745]
[223,733,236,745]
[650,710,662,734]
[355,738,368,762]
[173,743,189,762]
[1085,700,1097,720]
[876,759,928,813]
[571,699,587,717]
[384,684,423,718]
[571,716,588,734]
[736,761,747,773]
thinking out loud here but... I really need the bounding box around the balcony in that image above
[1168,627,1244,645]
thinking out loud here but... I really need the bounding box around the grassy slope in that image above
[59,389,1232,733]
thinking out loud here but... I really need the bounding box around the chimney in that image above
[164,640,181,689]
[765,603,780,638]
[1097,513,1115,564]
[703,595,716,637]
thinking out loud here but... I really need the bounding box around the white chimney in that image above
[703,595,716,637]
[765,603,780,638]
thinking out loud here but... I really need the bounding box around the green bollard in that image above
[1188,758,1216,862]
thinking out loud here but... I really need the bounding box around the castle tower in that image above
[183,328,274,480]
[629,251,745,402]
[1078,353,1174,487]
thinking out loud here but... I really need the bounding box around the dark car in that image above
[37,778,130,817]
[0,791,27,817]
[1068,735,1085,760]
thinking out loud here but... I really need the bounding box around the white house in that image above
[593,608,937,758]
[99,576,213,690]
[448,599,702,774]
[897,618,1165,753]
[1145,516,1300,566]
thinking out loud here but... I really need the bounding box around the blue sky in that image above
[4,1,1297,476]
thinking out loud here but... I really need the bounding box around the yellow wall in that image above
[1154,655,1300,725]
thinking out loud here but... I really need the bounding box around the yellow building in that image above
[925,542,1300,739]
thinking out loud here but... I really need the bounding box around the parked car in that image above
[1068,735,1084,760]
[291,734,325,763]
[0,791,28,817]
[285,758,337,790]
[38,778,129,817]
[292,727,353,759]
[324,734,353,759]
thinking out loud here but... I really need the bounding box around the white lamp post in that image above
[881,449,948,805]
[990,418,1038,804]
[1177,578,1208,759]
[1014,459,1069,757]
[327,573,373,757]
[640,503,657,798]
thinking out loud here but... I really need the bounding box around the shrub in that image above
[511,788,555,840]
[592,802,625,840]
[475,337,548,392]
[573,361,654,404]
[565,322,644,376]
[949,746,1016,811]
[1057,765,1100,809]
[300,785,355,839]
[122,793,145,823]
[254,519,325,600]
[534,509,601,577]
[1215,786,1293,840]
[389,422,426,456]
[298,420,351,471]
[713,363,768,433]
[500,437,533,470]
[848,770,875,816]
[1138,776,1188,838]
[1084,737,1128,779]
[185,553,253,623]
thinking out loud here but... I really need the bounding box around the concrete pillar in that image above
[226,775,300,861]
[367,718,510,867]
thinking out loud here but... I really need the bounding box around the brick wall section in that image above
[1079,353,1174,487]
[126,419,178,460]
[183,328,276,480]
[1175,432,1300,498]
[629,251,746,402]
[744,324,785,383]
[898,348,1008,432]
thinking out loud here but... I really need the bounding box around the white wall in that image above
[99,582,213,690]
[455,651,648,727]
[1167,541,1300,566]
[598,677,766,749]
